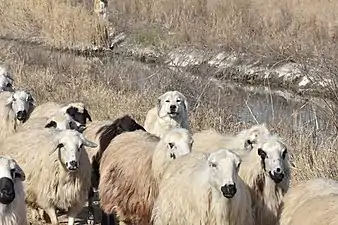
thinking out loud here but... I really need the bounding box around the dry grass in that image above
[0,0,107,48]
[110,0,338,59]
[1,0,338,224]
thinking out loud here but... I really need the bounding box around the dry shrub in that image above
[110,0,338,57]
[0,0,108,48]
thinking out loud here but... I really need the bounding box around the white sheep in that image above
[0,156,27,225]
[29,101,92,125]
[0,90,35,142]
[0,65,14,92]
[0,129,98,225]
[151,149,254,225]
[99,128,193,225]
[144,91,189,138]
[17,112,84,132]
[278,178,338,225]
[237,134,291,225]
[192,123,270,153]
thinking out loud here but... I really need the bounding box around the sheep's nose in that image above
[269,169,284,183]
[16,111,27,121]
[66,160,79,171]
[221,184,237,198]
[0,177,15,205]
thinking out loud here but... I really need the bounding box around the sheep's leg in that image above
[44,207,59,225]
[67,206,81,225]
[101,210,118,225]
[87,187,95,225]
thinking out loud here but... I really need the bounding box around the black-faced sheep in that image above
[192,123,270,153]
[238,134,291,225]
[99,128,193,225]
[17,112,84,133]
[29,101,92,126]
[151,149,254,225]
[144,91,189,138]
[0,156,27,225]
[83,115,145,225]
[0,90,35,142]
[278,178,338,225]
[0,129,97,225]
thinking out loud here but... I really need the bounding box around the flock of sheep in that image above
[0,64,336,225]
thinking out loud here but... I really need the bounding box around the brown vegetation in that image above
[0,0,338,224]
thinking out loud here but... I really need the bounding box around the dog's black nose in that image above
[170,105,177,110]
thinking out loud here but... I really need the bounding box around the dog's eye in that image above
[176,99,181,103]
[165,100,170,103]
[209,162,217,168]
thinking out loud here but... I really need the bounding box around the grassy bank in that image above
[1,38,337,187]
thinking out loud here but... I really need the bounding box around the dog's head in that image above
[157,91,188,120]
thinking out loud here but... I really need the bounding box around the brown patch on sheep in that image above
[99,130,160,225]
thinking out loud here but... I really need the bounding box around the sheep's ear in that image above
[79,134,98,148]
[27,94,36,105]
[10,159,25,181]
[83,109,92,122]
[50,143,63,155]
[6,95,14,106]
[45,120,57,128]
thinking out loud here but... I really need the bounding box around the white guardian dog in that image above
[144,91,189,138]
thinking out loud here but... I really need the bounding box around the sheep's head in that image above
[157,91,188,120]
[0,156,25,205]
[61,102,92,125]
[207,149,241,199]
[6,90,35,123]
[0,67,14,92]
[50,130,97,172]
[238,123,271,151]
[163,128,193,161]
[45,113,86,133]
[256,135,289,184]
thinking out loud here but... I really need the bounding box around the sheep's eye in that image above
[282,149,288,159]
[6,83,11,87]
[237,162,241,169]
[258,148,267,159]
[165,100,170,103]
[80,144,84,149]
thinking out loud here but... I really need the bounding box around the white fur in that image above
[151,149,254,225]
[237,135,291,225]
[99,128,193,224]
[278,178,338,225]
[29,101,91,125]
[0,90,35,142]
[18,112,84,132]
[0,156,27,225]
[144,91,189,138]
[192,124,271,154]
[0,129,97,225]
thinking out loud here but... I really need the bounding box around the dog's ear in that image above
[182,95,189,112]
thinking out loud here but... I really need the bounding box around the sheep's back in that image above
[99,130,159,223]
[29,102,61,119]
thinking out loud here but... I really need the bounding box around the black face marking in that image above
[258,148,267,171]
[45,121,57,128]
[83,109,92,123]
[66,106,78,118]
